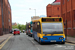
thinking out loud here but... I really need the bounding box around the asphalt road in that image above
[1,33,75,50]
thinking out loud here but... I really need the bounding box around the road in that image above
[1,33,75,50]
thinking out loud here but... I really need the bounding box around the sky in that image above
[9,0,55,25]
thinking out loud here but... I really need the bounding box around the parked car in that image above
[13,29,20,35]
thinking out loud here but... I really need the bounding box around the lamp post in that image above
[29,8,36,16]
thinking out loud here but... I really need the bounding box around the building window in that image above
[67,0,69,1]
[73,10,75,20]
[9,19,10,22]
[58,15,59,17]
[49,16,51,17]
[63,0,64,4]
[57,7,59,10]
[62,14,65,22]
[8,11,10,14]
[67,12,70,21]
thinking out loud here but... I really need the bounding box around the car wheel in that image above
[18,33,20,35]
[14,34,15,35]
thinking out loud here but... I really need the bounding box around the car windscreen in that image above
[42,23,63,34]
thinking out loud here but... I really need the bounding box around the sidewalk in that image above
[66,36,75,44]
[0,34,13,44]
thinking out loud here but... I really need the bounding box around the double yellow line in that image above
[0,36,12,49]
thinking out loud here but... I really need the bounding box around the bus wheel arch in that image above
[39,38,43,45]
[39,38,41,43]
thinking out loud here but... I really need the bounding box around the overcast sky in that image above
[9,0,55,25]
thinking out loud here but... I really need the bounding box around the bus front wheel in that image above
[61,42,65,44]
[39,39,43,45]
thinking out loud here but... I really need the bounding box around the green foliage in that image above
[12,25,18,29]
[12,23,26,31]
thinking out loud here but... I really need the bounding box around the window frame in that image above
[67,0,69,1]
[63,0,64,4]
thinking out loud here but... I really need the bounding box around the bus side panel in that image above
[33,31,39,42]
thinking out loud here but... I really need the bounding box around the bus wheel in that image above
[14,34,15,35]
[34,38,36,41]
[33,35,35,41]
[39,39,43,45]
[61,42,65,44]
[60,42,65,44]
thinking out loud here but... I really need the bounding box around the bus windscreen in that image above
[42,23,63,34]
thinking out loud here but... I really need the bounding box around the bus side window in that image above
[32,22,36,31]
[37,22,41,33]
[32,22,41,33]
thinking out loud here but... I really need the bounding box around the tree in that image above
[12,23,26,31]
[12,25,18,29]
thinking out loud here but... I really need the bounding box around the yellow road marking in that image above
[0,36,12,49]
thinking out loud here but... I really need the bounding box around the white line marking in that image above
[36,47,40,50]
[31,41,35,44]
[27,37,40,50]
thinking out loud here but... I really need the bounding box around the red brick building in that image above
[46,0,61,17]
[61,0,75,36]
[0,0,12,36]
[12,23,17,26]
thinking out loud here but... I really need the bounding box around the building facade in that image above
[46,0,61,17]
[12,23,17,26]
[61,0,75,36]
[31,16,40,21]
[0,0,12,35]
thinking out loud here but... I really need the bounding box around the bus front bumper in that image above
[40,38,65,43]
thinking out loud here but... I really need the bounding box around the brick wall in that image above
[61,0,75,36]
[0,0,12,36]
[46,2,61,17]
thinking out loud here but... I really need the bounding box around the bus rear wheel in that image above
[34,38,36,41]
[33,35,36,41]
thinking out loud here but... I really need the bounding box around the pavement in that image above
[66,36,75,44]
[0,34,13,44]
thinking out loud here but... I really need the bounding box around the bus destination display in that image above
[42,18,62,22]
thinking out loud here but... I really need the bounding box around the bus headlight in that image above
[59,37,64,39]
[43,38,47,40]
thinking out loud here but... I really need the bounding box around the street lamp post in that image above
[29,8,36,16]
[34,9,36,16]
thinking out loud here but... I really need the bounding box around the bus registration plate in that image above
[51,40,56,42]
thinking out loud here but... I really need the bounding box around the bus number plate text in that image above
[50,40,56,42]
